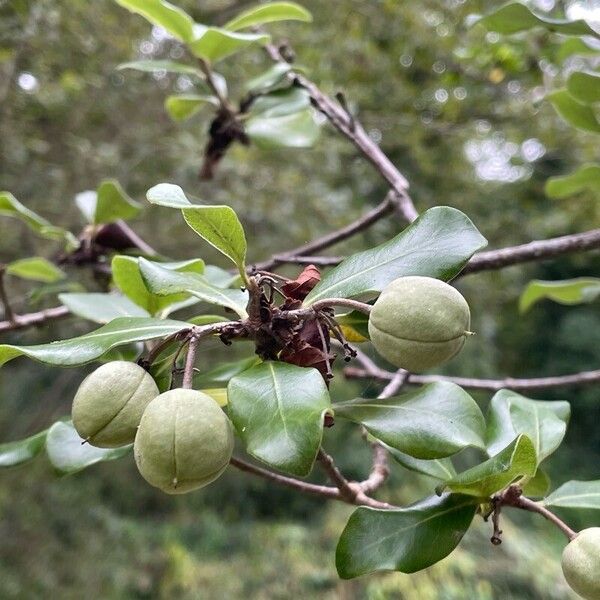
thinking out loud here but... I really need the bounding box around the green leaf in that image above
[165,94,218,121]
[439,435,537,498]
[335,382,486,460]
[567,71,600,104]
[0,191,78,250]
[146,183,192,208]
[385,444,456,480]
[523,468,551,498]
[58,292,149,324]
[194,355,261,386]
[111,255,205,314]
[250,88,310,118]
[188,26,270,63]
[336,493,477,578]
[138,258,248,317]
[114,0,195,42]
[45,421,131,475]
[225,2,312,31]
[0,317,190,368]
[245,63,292,92]
[117,60,203,77]
[545,164,600,199]
[542,480,600,510]
[76,180,141,225]
[547,89,600,134]
[200,388,228,407]
[475,2,599,37]
[557,38,600,63]
[304,207,487,305]
[182,205,248,275]
[520,278,600,312]
[336,310,370,342]
[246,109,320,149]
[486,390,570,463]
[6,257,66,283]
[0,429,48,467]
[228,362,331,476]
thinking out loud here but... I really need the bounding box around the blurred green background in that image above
[1,0,599,597]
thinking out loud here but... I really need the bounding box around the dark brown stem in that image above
[500,486,577,541]
[344,365,600,391]
[0,267,16,324]
[198,58,233,112]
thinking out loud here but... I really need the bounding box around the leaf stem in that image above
[182,334,198,389]
[310,298,372,314]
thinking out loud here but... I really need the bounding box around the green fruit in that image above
[561,528,600,600]
[134,389,234,494]
[72,361,159,448]
[368,276,471,372]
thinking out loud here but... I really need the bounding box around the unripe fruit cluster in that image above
[561,528,600,600]
[368,276,471,372]
[72,361,233,494]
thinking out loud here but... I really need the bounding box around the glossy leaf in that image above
[542,480,600,510]
[249,88,310,118]
[475,2,599,37]
[111,255,204,314]
[245,63,292,92]
[557,38,600,63]
[6,257,66,283]
[486,390,570,463]
[439,435,537,498]
[567,71,600,104]
[228,362,331,476]
[334,382,486,459]
[0,317,190,368]
[545,164,600,199]
[165,94,218,121]
[138,258,248,317]
[0,191,77,249]
[0,429,48,467]
[188,26,270,63]
[520,278,600,312]
[46,421,131,475]
[117,60,203,77]
[225,2,312,31]
[547,89,600,134]
[194,355,261,386]
[523,468,551,498]
[336,310,370,342]
[146,183,191,208]
[304,207,487,304]
[385,444,457,480]
[96,180,142,224]
[114,0,194,42]
[58,292,149,323]
[336,493,477,578]
[246,109,320,149]
[181,205,247,275]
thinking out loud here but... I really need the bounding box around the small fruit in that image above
[134,389,234,494]
[561,528,600,600]
[368,276,471,372]
[72,361,159,448]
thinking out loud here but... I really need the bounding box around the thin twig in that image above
[0,305,69,333]
[263,42,418,224]
[114,220,158,256]
[197,57,233,112]
[317,448,359,502]
[500,485,577,541]
[182,334,198,389]
[344,365,600,391]
[229,456,392,509]
[254,191,397,271]
[311,298,372,314]
[461,229,600,275]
